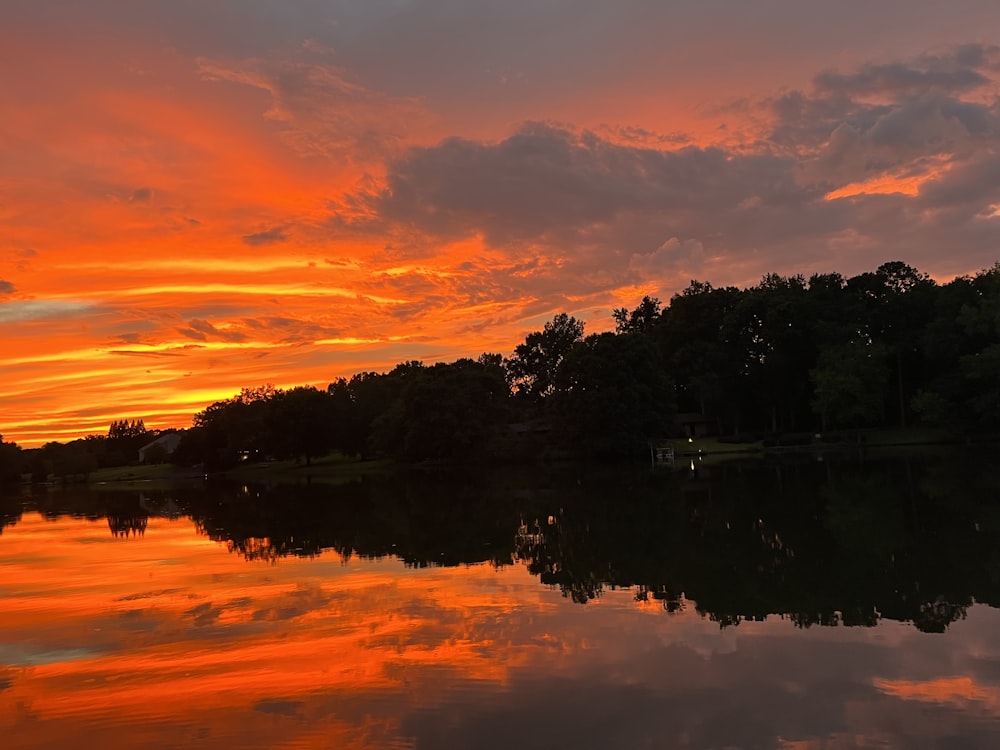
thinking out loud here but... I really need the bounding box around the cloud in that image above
[255,699,303,717]
[338,44,1000,295]
[197,52,427,161]
[365,122,814,247]
[0,299,95,323]
[129,187,153,203]
[177,318,249,343]
[918,152,1000,211]
[813,44,1000,99]
[766,44,1000,187]
[628,238,706,281]
[241,226,290,246]
[0,280,14,296]
[353,120,840,294]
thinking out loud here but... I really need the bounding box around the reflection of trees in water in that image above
[0,492,22,537]
[503,454,1000,632]
[107,513,148,539]
[187,474,523,568]
[9,450,1000,631]
[6,487,179,541]
[516,509,608,604]
[633,584,686,612]
[225,536,322,564]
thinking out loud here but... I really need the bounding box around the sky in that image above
[2,0,1000,446]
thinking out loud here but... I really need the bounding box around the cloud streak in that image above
[2,2,1000,445]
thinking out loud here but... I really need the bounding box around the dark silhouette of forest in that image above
[5,450,1000,633]
[171,259,1000,468]
[4,259,999,478]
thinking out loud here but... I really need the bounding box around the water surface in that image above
[3,452,1000,748]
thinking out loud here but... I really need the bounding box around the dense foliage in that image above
[8,259,1000,473]
[645,260,1000,436]
[179,259,1000,465]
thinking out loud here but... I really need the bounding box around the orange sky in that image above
[3,2,1000,445]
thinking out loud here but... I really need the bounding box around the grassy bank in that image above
[86,453,392,487]
[80,427,979,487]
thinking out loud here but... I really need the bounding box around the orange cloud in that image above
[4,6,1000,445]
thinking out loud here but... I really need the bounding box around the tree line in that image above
[630,259,1000,436]
[3,258,999,478]
[172,259,1000,467]
[0,420,153,483]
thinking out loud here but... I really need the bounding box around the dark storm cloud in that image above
[241,226,290,246]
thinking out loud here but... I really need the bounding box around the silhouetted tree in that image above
[552,332,675,457]
[505,313,585,400]
[0,436,24,483]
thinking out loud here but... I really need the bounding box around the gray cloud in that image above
[198,53,427,161]
[353,121,839,293]
[815,63,989,99]
[177,318,249,343]
[918,152,1000,211]
[0,280,14,296]
[367,122,815,248]
[0,299,95,323]
[255,699,303,717]
[129,187,153,203]
[346,43,999,299]
[241,226,290,246]
[768,44,1000,188]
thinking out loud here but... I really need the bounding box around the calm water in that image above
[3,450,1000,748]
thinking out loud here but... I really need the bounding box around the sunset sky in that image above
[3,1,1000,446]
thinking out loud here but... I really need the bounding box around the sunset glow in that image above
[4,509,1000,748]
[4,2,1000,445]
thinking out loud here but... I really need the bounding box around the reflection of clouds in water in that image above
[0,645,102,668]
[2,513,1000,748]
[399,600,1000,750]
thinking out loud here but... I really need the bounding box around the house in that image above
[138,431,183,463]
[675,413,718,439]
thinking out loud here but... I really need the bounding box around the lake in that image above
[2,449,1000,748]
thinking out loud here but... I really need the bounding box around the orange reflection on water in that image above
[0,513,562,748]
[5,511,1000,748]
[874,675,1000,713]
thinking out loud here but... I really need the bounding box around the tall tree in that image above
[372,358,509,461]
[653,281,744,429]
[846,262,936,428]
[505,313,585,401]
[811,341,889,430]
[0,436,23,483]
[613,295,662,334]
[551,332,675,458]
[732,274,813,432]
